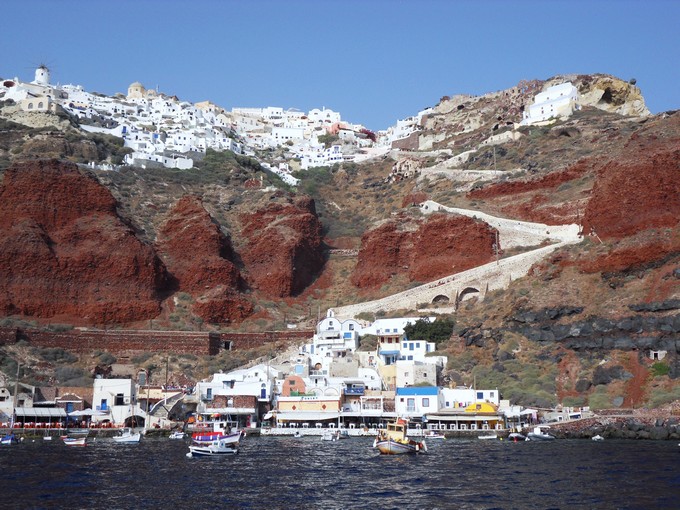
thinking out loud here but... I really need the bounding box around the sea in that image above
[0,435,678,509]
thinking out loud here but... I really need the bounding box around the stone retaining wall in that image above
[0,327,313,356]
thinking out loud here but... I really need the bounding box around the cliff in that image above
[156,195,253,324]
[239,196,325,298]
[351,213,497,288]
[0,159,167,323]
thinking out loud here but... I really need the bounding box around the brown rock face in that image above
[0,159,167,323]
[240,196,324,298]
[156,195,253,324]
[581,147,680,240]
[351,213,497,288]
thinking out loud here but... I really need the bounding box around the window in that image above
[349,324,354,331]
[422,398,430,407]
[407,398,415,411]
[477,391,483,400]
[490,392,495,398]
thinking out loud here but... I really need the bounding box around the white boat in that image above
[478,433,498,440]
[186,437,239,457]
[592,434,604,441]
[62,436,87,447]
[321,430,346,441]
[112,427,141,443]
[321,430,336,441]
[423,430,446,440]
[373,419,427,455]
[527,426,556,441]
[190,429,243,445]
[508,432,527,442]
[169,431,185,440]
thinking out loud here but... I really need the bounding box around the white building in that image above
[439,386,500,410]
[520,82,579,125]
[91,378,140,426]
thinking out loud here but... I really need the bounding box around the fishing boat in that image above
[191,429,243,445]
[186,436,239,457]
[62,435,87,447]
[373,419,427,455]
[112,427,141,443]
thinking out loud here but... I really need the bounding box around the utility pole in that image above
[493,230,500,265]
[11,362,20,428]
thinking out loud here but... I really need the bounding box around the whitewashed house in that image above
[195,364,279,428]
[91,378,140,426]
[439,386,500,410]
[394,386,440,419]
[520,81,579,125]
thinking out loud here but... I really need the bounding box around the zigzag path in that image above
[333,200,582,320]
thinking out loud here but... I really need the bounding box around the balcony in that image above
[344,387,365,396]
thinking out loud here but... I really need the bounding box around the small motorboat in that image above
[112,427,141,444]
[592,434,604,441]
[478,433,498,440]
[527,426,556,441]
[508,432,527,442]
[62,436,87,447]
[321,430,336,441]
[293,431,302,438]
[187,437,239,457]
[191,429,243,445]
[423,430,446,440]
[1,434,18,445]
[169,430,185,440]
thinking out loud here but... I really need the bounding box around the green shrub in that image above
[650,362,670,377]
[38,347,77,363]
[97,352,117,365]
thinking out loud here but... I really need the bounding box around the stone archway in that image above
[432,294,450,304]
[457,286,480,307]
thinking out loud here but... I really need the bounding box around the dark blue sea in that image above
[0,435,678,509]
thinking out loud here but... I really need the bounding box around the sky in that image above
[2,0,678,131]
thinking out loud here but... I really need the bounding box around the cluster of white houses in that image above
[1,66,583,178]
[0,311,547,434]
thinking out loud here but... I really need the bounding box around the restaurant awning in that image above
[274,411,341,421]
[68,408,109,417]
[15,407,67,419]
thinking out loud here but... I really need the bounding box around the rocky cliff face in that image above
[156,195,253,324]
[351,213,497,288]
[239,196,325,298]
[0,159,167,323]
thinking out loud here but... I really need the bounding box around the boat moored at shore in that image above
[373,419,427,455]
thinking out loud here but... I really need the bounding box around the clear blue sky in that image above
[2,0,678,130]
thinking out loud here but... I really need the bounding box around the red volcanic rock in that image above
[0,159,167,323]
[156,195,252,324]
[581,147,680,240]
[350,222,412,288]
[240,196,324,298]
[351,213,497,288]
[157,196,241,291]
